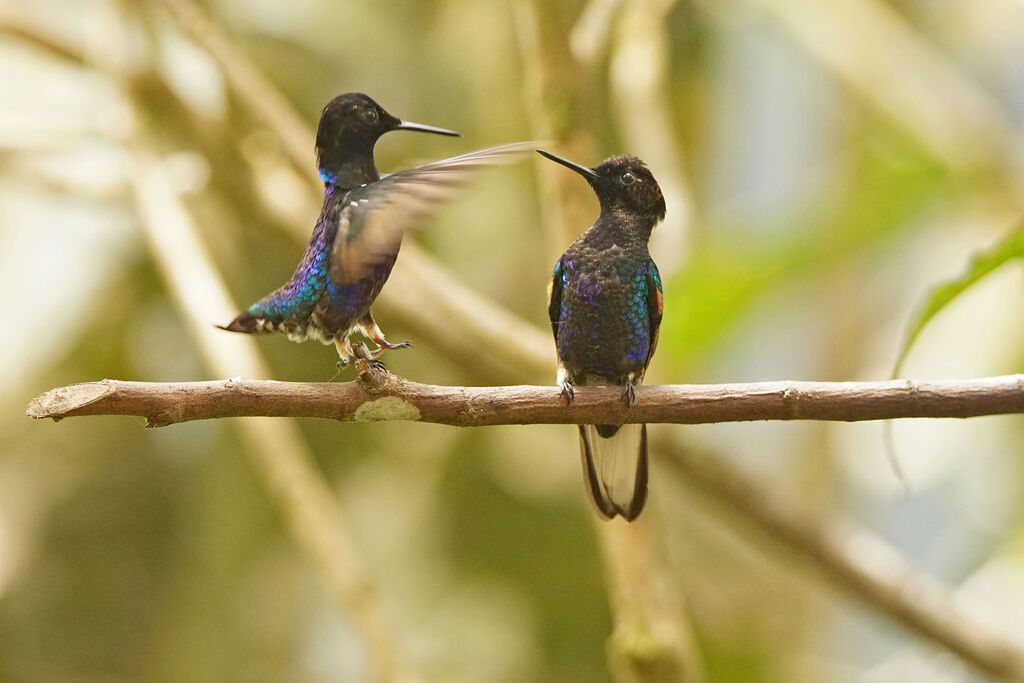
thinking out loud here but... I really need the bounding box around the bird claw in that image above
[333,336,408,376]
[622,383,637,407]
[560,381,575,405]
[367,340,412,357]
[350,342,390,375]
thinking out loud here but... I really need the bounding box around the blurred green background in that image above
[3,0,1024,681]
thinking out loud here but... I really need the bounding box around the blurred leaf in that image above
[663,133,946,374]
[893,219,1024,375]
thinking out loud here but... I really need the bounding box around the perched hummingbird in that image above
[540,150,666,521]
[220,92,528,365]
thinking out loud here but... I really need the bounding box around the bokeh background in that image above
[3,0,1024,681]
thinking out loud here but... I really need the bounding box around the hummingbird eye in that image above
[621,171,637,185]
[362,108,380,125]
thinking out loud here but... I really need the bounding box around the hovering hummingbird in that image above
[220,92,529,366]
[540,150,666,521]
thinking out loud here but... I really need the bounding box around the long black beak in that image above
[395,120,461,137]
[536,149,599,180]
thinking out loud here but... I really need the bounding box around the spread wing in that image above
[547,259,565,342]
[329,142,535,286]
[643,261,663,374]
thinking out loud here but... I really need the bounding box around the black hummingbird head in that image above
[316,93,460,187]
[537,150,666,224]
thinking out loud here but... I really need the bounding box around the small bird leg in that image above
[334,337,356,368]
[560,381,575,405]
[364,341,412,359]
[374,338,413,352]
[556,367,574,405]
[622,383,637,407]
[358,313,412,357]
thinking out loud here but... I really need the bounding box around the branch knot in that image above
[353,344,390,394]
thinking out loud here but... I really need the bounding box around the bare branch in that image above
[660,440,1024,681]
[26,369,1024,679]
[128,148,408,681]
[22,4,1022,679]
[598,517,704,683]
[608,0,693,274]
[741,0,1014,171]
[27,373,1024,427]
[513,4,705,679]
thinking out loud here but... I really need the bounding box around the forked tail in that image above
[578,423,648,521]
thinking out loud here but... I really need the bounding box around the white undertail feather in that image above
[579,422,648,521]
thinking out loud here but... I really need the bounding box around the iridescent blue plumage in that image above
[553,255,660,378]
[220,92,531,365]
[243,185,339,330]
[541,151,666,521]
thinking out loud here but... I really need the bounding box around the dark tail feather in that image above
[216,311,260,334]
[578,423,649,521]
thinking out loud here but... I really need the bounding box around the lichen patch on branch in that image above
[353,396,421,422]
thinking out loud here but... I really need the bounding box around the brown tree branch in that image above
[598,517,704,683]
[26,369,1024,680]
[739,0,1015,173]
[127,148,409,682]
[512,4,704,679]
[659,438,1024,681]
[20,4,1021,679]
[26,373,1024,428]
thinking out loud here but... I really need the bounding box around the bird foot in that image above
[621,383,637,407]
[368,339,413,357]
[351,342,389,375]
[350,339,412,371]
[560,381,575,405]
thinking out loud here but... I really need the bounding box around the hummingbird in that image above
[539,150,666,521]
[220,92,529,366]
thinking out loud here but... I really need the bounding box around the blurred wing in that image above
[330,142,535,285]
[643,261,663,374]
[547,259,565,341]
